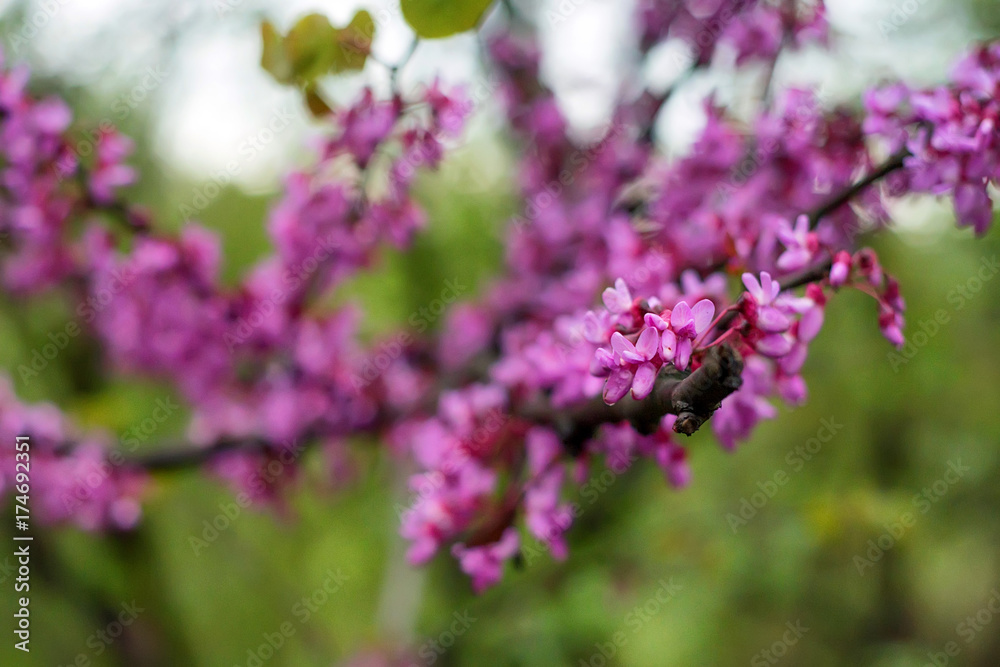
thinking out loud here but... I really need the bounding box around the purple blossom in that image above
[602,277,633,314]
[1,25,997,597]
[776,214,819,272]
[451,527,520,594]
[830,251,852,287]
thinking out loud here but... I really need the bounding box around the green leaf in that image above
[260,20,293,84]
[331,10,375,73]
[303,84,336,118]
[259,11,377,87]
[284,13,338,83]
[401,0,494,39]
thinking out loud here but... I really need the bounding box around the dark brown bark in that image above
[517,344,744,449]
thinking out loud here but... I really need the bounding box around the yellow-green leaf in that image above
[259,11,376,86]
[332,10,376,73]
[303,84,336,118]
[285,13,338,83]
[401,0,494,39]
[260,20,293,84]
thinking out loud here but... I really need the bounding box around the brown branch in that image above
[807,149,908,227]
[638,65,699,146]
[125,437,274,471]
[518,344,744,448]
[114,113,911,474]
[715,149,910,330]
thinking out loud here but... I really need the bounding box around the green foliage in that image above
[260,11,375,87]
[401,0,495,39]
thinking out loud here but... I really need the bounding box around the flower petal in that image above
[660,329,677,362]
[741,272,763,302]
[674,338,692,371]
[602,278,632,313]
[611,332,644,363]
[603,366,634,404]
[760,271,779,302]
[798,306,824,342]
[593,348,615,372]
[635,327,659,360]
[691,299,716,333]
[670,301,693,331]
[631,362,657,399]
[757,333,793,358]
[757,306,791,333]
[643,312,667,330]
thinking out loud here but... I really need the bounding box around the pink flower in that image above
[668,298,715,370]
[776,214,819,272]
[602,278,633,314]
[742,271,791,334]
[830,251,852,287]
[451,527,520,593]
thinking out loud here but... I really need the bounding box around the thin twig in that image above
[807,149,909,227]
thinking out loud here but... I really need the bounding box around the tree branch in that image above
[117,130,910,472]
[123,436,275,471]
[807,149,908,227]
[518,344,744,449]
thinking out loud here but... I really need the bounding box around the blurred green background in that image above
[2,0,1000,665]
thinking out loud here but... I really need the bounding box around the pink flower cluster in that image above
[0,49,135,293]
[590,278,717,403]
[638,0,827,62]
[397,385,507,564]
[0,59,473,524]
[0,376,145,531]
[2,13,999,596]
[865,42,1000,235]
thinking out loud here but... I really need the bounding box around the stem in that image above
[124,436,287,471]
[390,37,419,94]
[697,325,738,352]
[807,149,909,228]
[639,65,699,145]
[693,302,741,349]
[760,0,796,105]
[517,343,745,442]
[96,105,911,474]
